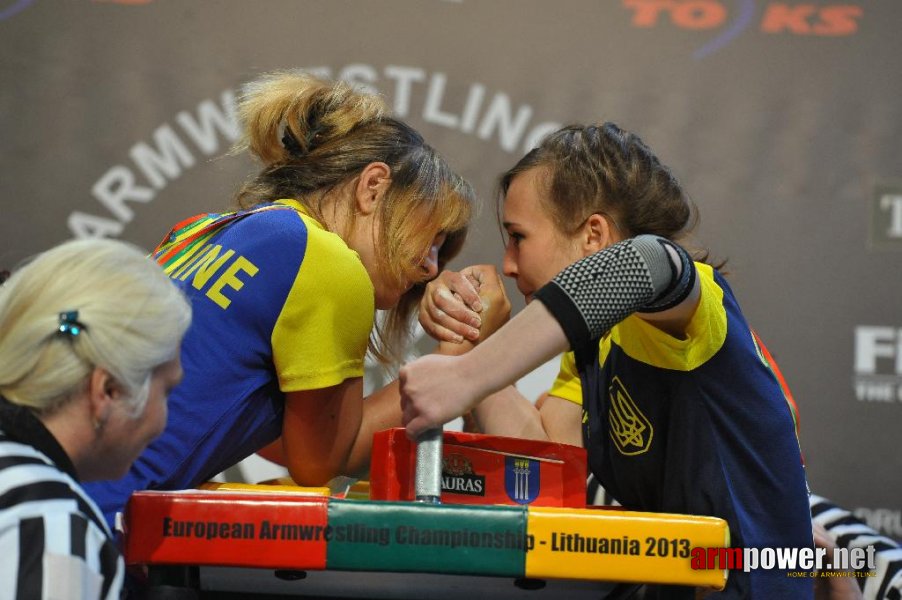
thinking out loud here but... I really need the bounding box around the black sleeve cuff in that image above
[533,281,594,358]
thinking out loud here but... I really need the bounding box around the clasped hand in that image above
[402,265,511,438]
[417,265,510,345]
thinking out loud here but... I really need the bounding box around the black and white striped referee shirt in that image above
[811,494,902,600]
[0,397,123,600]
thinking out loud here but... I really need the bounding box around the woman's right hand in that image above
[473,265,511,339]
[419,265,510,344]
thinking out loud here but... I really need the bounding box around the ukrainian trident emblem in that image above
[608,376,653,456]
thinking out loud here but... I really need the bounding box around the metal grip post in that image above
[414,428,443,503]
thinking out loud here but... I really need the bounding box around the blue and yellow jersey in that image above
[85,200,374,527]
[550,263,812,598]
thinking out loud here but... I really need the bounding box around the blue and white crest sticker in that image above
[505,456,540,504]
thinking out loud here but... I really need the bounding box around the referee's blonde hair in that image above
[0,239,191,416]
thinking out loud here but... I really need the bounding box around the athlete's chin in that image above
[375,296,400,310]
[375,286,410,310]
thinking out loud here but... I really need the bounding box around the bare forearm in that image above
[344,338,479,475]
[345,380,402,476]
[457,301,570,405]
[257,438,287,465]
[283,381,364,486]
[401,302,570,438]
[472,385,550,441]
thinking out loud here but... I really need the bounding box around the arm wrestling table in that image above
[123,429,729,599]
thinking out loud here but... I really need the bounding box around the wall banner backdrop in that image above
[1,0,899,540]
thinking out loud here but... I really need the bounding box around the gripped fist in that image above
[400,354,478,439]
[419,265,510,344]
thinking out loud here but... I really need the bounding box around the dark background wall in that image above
[1,0,899,538]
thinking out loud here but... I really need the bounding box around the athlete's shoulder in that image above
[609,262,728,370]
[240,202,362,269]
[226,204,310,247]
[271,211,373,391]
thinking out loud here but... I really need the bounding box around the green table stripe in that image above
[326,499,527,576]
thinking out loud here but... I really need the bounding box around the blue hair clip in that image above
[58,311,87,337]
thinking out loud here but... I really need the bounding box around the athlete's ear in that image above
[354,162,392,216]
[582,213,616,253]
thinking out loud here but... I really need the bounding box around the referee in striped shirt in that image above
[0,239,190,600]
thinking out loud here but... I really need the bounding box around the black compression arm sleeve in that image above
[532,235,696,357]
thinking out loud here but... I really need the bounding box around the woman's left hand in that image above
[419,265,510,344]
[401,353,478,438]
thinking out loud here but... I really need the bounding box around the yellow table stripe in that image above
[197,481,330,495]
[526,507,729,589]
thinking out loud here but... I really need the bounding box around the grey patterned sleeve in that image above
[532,235,694,356]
